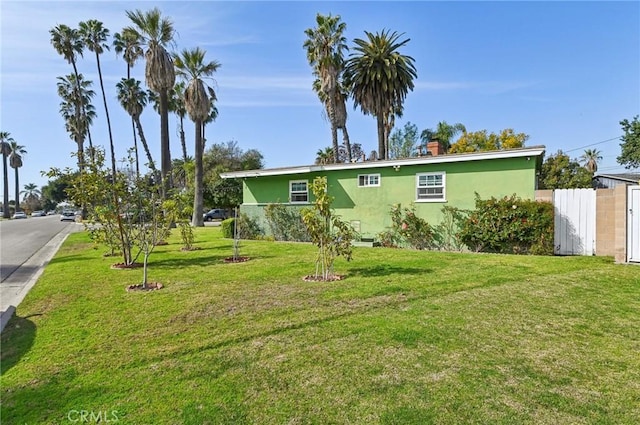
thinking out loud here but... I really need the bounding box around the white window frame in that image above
[416,172,446,202]
[358,173,381,187]
[289,180,309,203]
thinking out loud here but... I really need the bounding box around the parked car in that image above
[12,211,27,219]
[31,210,45,217]
[203,208,228,221]
[60,210,76,222]
[46,210,56,215]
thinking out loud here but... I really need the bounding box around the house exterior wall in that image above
[240,156,538,238]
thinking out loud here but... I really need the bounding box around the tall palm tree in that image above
[420,121,467,153]
[114,29,144,176]
[57,74,96,168]
[202,86,218,148]
[304,14,351,163]
[1,132,13,218]
[173,47,221,227]
[125,8,176,200]
[79,20,118,178]
[9,141,26,212]
[50,24,94,164]
[116,78,156,173]
[343,30,417,160]
[581,148,603,174]
[172,82,189,162]
[21,183,41,202]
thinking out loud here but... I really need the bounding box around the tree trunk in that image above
[13,166,19,212]
[2,154,9,218]
[331,125,339,163]
[377,115,386,160]
[180,115,187,162]
[341,126,352,163]
[192,120,205,227]
[159,90,172,200]
[134,116,156,172]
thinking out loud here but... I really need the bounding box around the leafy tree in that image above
[338,141,364,163]
[301,176,356,280]
[203,141,264,209]
[388,122,419,159]
[539,150,593,189]
[618,116,640,169]
[41,176,71,211]
[304,13,351,163]
[420,121,466,153]
[449,128,528,153]
[125,7,176,200]
[173,47,221,227]
[1,132,14,218]
[344,30,417,160]
[580,148,602,174]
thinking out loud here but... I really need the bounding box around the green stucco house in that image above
[221,144,545,240]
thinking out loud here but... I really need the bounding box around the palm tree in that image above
[79,20,118,178]
[21,183,41,203]
[114,29,144,176]
[171,82,189,162]
[50,24,94,164]
[315,147,334,165]
[9,141,26,212]
[57,74,96,168]
[304,14,351,163]
[343,30,417,160]
[202,86,219,148]
[173,47,221,227]
[581,148,603,174]
[116,78,156,172]
[420,121,467,153]
[125,8,176,200]
[1,132,13,218]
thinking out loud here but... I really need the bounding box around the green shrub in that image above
[236,213,263,240]
[432,206,466,252]
[264,203,310,242]
[458,194,554,255]
[221,218,235,238]
[378,204,435,250]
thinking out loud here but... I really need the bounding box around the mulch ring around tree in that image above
[111,262,143,269]
[126,283,163,292]
[224,256,250,263]
[302,274,344,282]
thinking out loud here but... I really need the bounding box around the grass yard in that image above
[1,227,639,424]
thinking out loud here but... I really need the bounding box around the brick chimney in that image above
[427,138,444,156]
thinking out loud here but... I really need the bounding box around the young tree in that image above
[618,116,640,169]
[301,176,356,281]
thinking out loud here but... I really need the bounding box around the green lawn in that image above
[2,228,639,424]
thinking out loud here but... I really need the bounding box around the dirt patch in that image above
[224,256,250,263]
[126,283,163,292]
[111,262,143,269]
[302,274,344,282]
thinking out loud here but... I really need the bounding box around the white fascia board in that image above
[220,146,546,179]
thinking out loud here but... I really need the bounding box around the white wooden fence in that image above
[553,189,596,256]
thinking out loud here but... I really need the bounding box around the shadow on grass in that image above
[1,313,38,375]
[348,264,433,278]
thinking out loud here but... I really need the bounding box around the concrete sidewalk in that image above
[0,224,81,332]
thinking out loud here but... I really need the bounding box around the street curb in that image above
[0,224,79,333]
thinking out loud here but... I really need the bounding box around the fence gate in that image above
[553,188,596,255]
[628,186,640,262]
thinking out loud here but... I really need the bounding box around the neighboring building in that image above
[221,144,546,240]
[593,173,640,189]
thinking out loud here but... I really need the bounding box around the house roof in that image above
[221,145,546,179]
[593,173,640,183]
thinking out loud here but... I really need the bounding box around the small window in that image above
[289,180,308,203]
[358,174,380,187]
[416,172,445,201]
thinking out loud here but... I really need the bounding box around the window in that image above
[358,174,380,187]
[416,172,445,201]
[289,180,308,203]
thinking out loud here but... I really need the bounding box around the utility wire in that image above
[564,136,621,153]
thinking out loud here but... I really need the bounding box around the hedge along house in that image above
[220,143,546,240]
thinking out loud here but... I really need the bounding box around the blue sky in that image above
[1,1,639,197]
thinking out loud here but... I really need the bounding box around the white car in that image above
[12,211,27,219]
[31,210,45,217]
[60,210,76,222]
